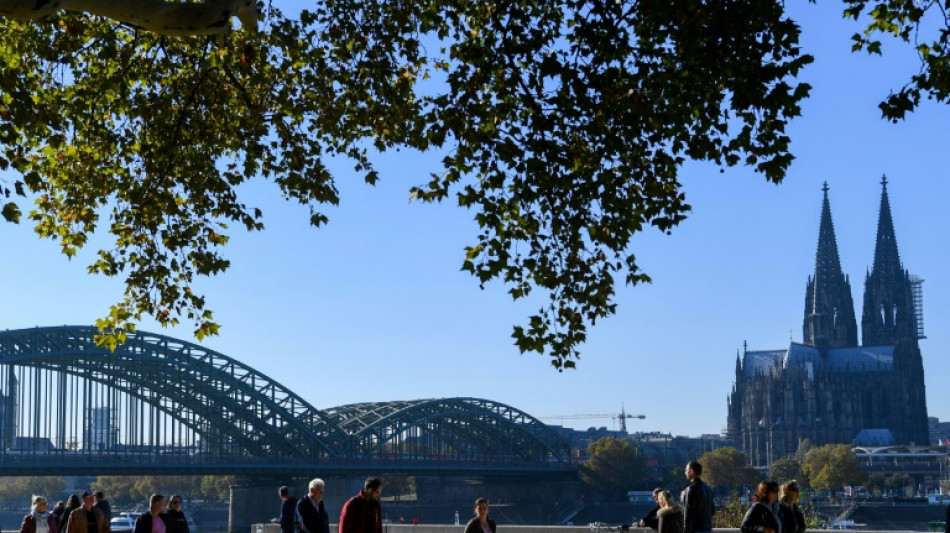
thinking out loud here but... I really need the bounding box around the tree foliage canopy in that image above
[579,437,646,499]
[384,476,417,501]
[883,473,913,495]
[845,0,950,120]
[794,439,815,464]
[0,0,811,367]
[92,474,239,503]
[713,494,820,530]
[0,476,65,505]
[712,496,754,529]
[864,473,887,495]
[769,457,803,484]
[698,446,759,489]
[1,0,945,367]
[801,444,866,493]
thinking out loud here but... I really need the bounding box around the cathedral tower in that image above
[862,176,917,346]
[860,176,929,444]
[728,179,932,466]
[803,183,858,352]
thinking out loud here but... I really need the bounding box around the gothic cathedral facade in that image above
[726,178,929,467]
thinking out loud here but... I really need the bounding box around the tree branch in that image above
[0,0,257,36]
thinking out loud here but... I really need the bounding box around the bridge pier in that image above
[230,484,276,533]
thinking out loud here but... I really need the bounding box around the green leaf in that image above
[2,202,21,223]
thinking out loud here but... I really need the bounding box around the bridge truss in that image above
[0,326,571,476]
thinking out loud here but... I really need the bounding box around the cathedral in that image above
[726,178,929,467]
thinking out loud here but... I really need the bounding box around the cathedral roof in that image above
[741,343,893,377]
[853,428,896,446]
[741,349,786,377]
[825,345,894,371]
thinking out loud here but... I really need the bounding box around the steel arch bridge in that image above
[0,326,571,476]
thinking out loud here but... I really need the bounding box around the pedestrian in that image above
[338,478,383,533]
[162,495,189,533]
[58,496,81,533]
[777,481,805,533]
[297,479,329,533]
[65,491,110,533]
[21,495,57,533]
[638,489,663,530]
[463,498,495,533]
[276,486,298,533]
[51,502,66,531]
[682,461,715,533]
[656,490,684,533]
[740,481,781,533]
[132,494,166,533]
[93,492,112,523]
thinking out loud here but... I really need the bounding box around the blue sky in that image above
[1,1,949,439]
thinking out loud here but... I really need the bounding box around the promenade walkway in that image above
[252,523,919,533]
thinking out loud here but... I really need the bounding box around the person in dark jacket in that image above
[276,486,298,533]
[21,495,57,533]
[638,489,664,530]
[50,502,66,532]
[656,491,684,533]
[683,461,715,533]
[463,498,496,533]
[778,481,805,533]
[132,494,166,533]
[338,478,382,533]
[162,495,189,533]
[297,479,329,533]
[57,496,81,533]
[740,481,781,533]
[93,493,112,523]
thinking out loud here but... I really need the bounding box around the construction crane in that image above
[542,408,645,432]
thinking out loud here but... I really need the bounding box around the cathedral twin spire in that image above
[803,177,913,351]
[803,182,857,350]
[863,176,918,346]
[870,177,903,282]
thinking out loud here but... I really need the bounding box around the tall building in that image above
[84,406,118,450]
[726,178,929,467]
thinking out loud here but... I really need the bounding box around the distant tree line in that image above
[579,437,879,503]
[0,475,240,509]
[0,477,65,509]
[92,475,240,504]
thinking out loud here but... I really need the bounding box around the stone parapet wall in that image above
[252,523,910,533]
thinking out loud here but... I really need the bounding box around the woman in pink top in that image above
[133,494,167,533]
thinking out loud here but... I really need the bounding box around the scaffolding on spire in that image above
[910,275,926,339]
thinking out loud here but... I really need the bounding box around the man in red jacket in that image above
[338,478,383,533]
